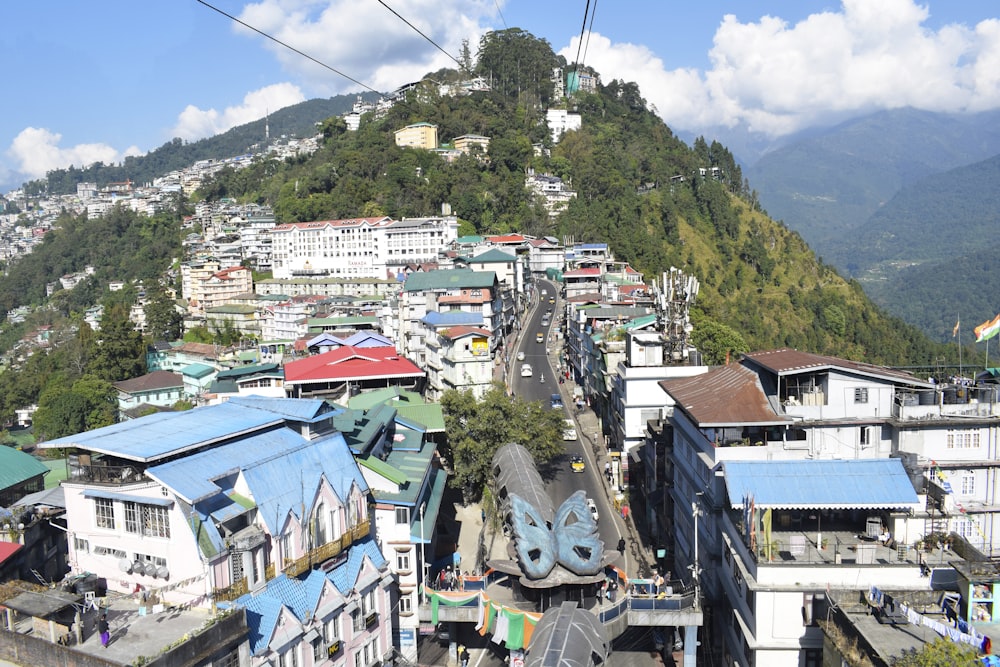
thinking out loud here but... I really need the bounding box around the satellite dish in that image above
[144,562,158,578]
[118,559,132,573]
[156,566,169,580]
[133,560,143,574]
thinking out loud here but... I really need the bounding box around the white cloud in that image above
[171,82,307,141]
[567,0,1000,137]
[236,0,492,94]
[5,127,140,180]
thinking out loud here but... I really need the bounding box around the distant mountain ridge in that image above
[744,107,1000,263]
[27,94,380,195]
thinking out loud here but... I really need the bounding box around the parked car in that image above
[562,419,578,441]
[571,455,585,472]
[586,498,599,523]
[520,363,533,377]
[550,393,564,409]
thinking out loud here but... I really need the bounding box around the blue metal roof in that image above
[39,397,338,462]
[237,537,387,656]
[148,427,309,504]
[420,310,483,326]
[723,459,919,510]
[241,433,367,535]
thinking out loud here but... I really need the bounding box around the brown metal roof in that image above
[113,370,184,393]
[660,364,787,426]
[742,349,933,388]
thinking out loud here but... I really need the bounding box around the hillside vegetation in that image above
[193,30,958,367]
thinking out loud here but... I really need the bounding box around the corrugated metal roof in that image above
[661,364,788,427]
[148,427,309,504]
[0,448,49,491]
[403,269,496,292]
[723,459,919,510]
[743,349,934,388]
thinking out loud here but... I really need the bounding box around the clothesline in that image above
[870,585,991,655]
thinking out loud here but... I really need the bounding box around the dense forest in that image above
[0,29,974,432]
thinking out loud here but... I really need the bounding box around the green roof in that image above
[182,362,217,379]
[412,467,447,543]
[348,387,424,411]
[395,404,445,432]
[205,304,257,314]
[465,248,516,264]
[0,448,49,491]
[454,235,485,245]
[358,456,408,486]
[403,269,496,292]
[227,491,256,509]
[307,316,378,326]
[43,458,68,489]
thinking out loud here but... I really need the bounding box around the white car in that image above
[516,351,525,361]
[586,498,599,523]
[562,419,578,441]
[520,363,533,377]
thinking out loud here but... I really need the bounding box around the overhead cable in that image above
[195,0,382,94]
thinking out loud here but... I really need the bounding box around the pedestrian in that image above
[618,537,626,555]
[98,613,110,648]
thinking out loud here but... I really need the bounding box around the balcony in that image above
[68,456,144,486]
[283,520,371,578]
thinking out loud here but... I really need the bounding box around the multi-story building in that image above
[656,349,948,666]
[38,396,395,667]
[423,324,494,400]
[393,122,438,150]
[452,134,490,155]
[270,216,459,281]
[525,169,576,217]
[398,269,503,369]
[545,108,582,142]
[181,260,253,316]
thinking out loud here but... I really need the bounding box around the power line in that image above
[494,0,508,30]
[581,0,598,65]
[571,0,592,73]
[374,0,463,69]
[195,0,382,94]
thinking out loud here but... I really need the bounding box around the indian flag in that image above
[975,314,1000,342]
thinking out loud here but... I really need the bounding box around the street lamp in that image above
[690,493,703,592]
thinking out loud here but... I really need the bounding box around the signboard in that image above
[365,611,378,628]
[399,628,416,650]
[471,337,489,355]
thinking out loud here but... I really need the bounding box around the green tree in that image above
[441,382,565,500]
[143,284,183,342]
[690,313,750,365]
[88,304,146,382]
[31,375,118,441]
[890,637,979,666]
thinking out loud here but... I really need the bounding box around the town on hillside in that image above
[0,69,994,667]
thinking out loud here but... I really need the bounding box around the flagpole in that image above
[958,315,963,378]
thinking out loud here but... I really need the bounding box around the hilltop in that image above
[4,29,962,369]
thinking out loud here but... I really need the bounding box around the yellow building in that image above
[393,122,438,150]
[453,134,490,154]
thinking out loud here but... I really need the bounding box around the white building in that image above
[270,216,459,281]
[545,108,582,143]
[655,349,992,667]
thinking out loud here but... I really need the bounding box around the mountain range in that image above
[736,107,1000,341]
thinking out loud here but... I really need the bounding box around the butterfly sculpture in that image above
[509,489,604,578]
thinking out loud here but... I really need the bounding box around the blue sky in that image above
[2,0,999,192]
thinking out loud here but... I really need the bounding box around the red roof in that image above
[563,267,602,277]
[440,326,491,339]
[273,217,392,232]
[284,345,424,383]
[660,364,786,427]
[0,541,21,565]
[486,234,526,244]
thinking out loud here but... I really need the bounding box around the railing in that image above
[214,521,370,601]
[283,520,371,578]
[69,463,144,485]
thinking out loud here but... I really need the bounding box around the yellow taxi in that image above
[571,455,585,473]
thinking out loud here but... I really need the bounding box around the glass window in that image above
[854,388,869,403]
[396,552,410,571]
[95,498,115,530]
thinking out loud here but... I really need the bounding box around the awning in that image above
[411,467,446,544]
[83,489,174,508]
[723,458,919,511]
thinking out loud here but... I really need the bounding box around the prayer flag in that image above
[953,318,960,337]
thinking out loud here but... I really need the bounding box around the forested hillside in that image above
[24,95,378,196]
[193,29,959,367]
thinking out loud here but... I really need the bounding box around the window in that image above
[947,430,981,449]
[962,473,976,496]
[854,387,869,404]
[324,616,340,644]
[860,426,871,447]
[215,649,240,667]
[124,502,170,538]
[395,507,409,525]
[396,552,411,572]
[312,638,324,663]
[399,592,412,615]
[95,498,115,530]
[74,537,89,553]
[278,646,298,667]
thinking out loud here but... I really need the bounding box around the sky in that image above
[2,0,999,192]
